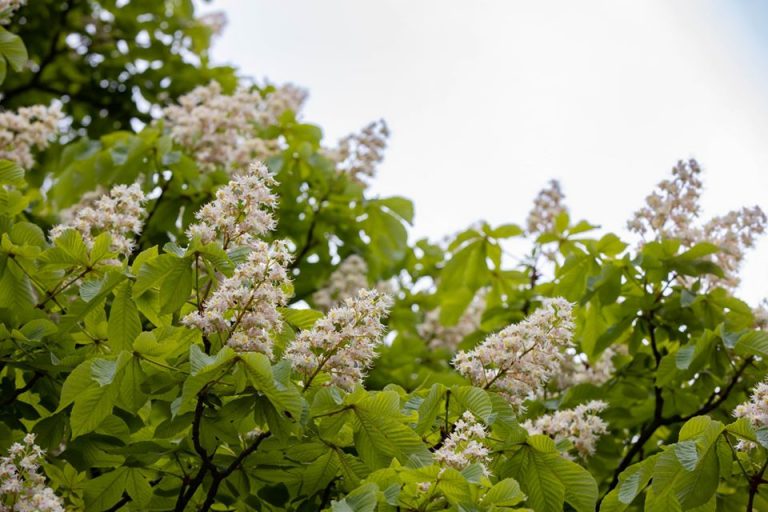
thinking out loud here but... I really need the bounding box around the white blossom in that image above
[452,298,574,410]
[434,412,491,476]
[526,180,566,236]
[701,206,766,289]
[0,0,24,23]
[418,290,486,352]
[0,103,63,169]
[49,182,147,257]
[0,433,64,512]
[557,345,627,388]
[186,162,278,249]
[285,289,392,391]
[162,81,306,172]
[628,159,703,243]
[734,380,768,430]
[312,255,370,311]
[181,240,292,360]
[522,401,608,459]
[198,11,227,37]
[628,159,766,289]
[324,120,388,185]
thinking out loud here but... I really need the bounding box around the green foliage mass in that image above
[1,1,767,511]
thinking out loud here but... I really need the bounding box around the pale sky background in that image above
[197,0,768,305]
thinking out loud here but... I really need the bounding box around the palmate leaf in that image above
[108,281,141,351]
[352,391,431,469]
[331,483,378,512]
[507,435,598,512]
[82,467,129,511]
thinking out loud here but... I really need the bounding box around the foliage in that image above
[1,2,768,511]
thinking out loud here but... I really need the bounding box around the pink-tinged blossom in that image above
[526,179,566,236]
[162,81,306,172]
[452,298,574,410]
[324,120,388,186]
[433,412,491,476]
[522,401,609,459]
[285,289,392,391]
[49,182,147,257]
[181,240,292,360]
[0,433,64,512]
[0,103,62,169]
[186,162,278,249]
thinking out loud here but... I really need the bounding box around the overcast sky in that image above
[198,0,768,305]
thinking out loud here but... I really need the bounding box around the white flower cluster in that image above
[433,412,491,476]
[312,255,370,311]
[50,182,147,256]
[162,81,306,172]
[452,298,574,410]
[285,289,392,391]
[557,345,627,389]
[734,380,768,430]
[325,120,388,185]
[700,206,766,289]
[0,433,64,512]
[418,290,486,352]
[522,401,608,459]
[0,104,63,169]
[198,11,228,37]
[182,240,292,359]
[187,162,278,249]
[627,159,703,243]
[0,0,24,24]
[628,159,766,289]
[526,179,566,236]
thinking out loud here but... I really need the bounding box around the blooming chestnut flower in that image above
[50,182,147,257]
[453,297,574,410]
[0,433,64,511]
[434,411,492,476]
[186,161,278,250]
[162,81,306,172]
[522,401,609,459]
[0,103,63,169]
[285,289,392,391]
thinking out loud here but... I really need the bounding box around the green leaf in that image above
[415,384,446,435]
[735,331,768,358]
[374,196,415,224]
[0,26,27,72]
[451,386,492,423]
[331,483,378,512]
[70,383,117,438]
[0,159,25,186]
[489,223,523,239]
[124,467,153,506]
[108,281,141,351]
[280,307,323,330]
[83,467,129,511]
[239,352,303,420]
[509,441,598,512]
[483,478,526,507]
[352,391,431,468]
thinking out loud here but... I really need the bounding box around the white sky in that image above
[199,0,768,305]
